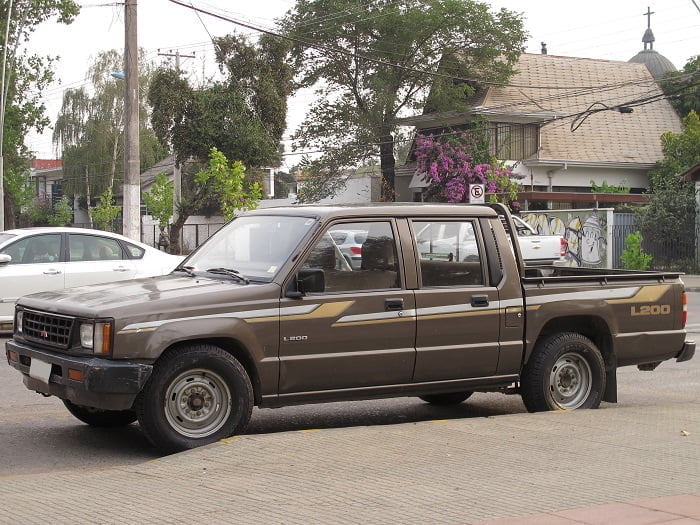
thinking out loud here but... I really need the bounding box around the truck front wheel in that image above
[521,332,605,412]
[137,344,253,454]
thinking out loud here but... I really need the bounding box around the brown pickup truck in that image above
[5,204,695,453]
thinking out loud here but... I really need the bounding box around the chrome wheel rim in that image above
[164,368,232,438]
[549,352,592,409]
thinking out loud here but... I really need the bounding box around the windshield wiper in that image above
[205,267,250,284]
[174,266,196,276]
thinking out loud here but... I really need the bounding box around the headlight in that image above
[15,310,23,334]
[80,321,113,354]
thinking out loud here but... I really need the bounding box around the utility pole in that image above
[157,50,194,225]
[0,0,14,231]
[122,0,140,240]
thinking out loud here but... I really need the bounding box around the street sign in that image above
[469,184,485,204]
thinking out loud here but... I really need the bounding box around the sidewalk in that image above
[1,402,698,524]
[682,274,700,292]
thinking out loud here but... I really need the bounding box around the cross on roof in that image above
[644,6,655,28]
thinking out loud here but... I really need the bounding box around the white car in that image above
[512,216,568,265]
[0,227,184,332]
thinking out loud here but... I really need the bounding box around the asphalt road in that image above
[2,295,699,477]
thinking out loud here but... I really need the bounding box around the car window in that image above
[413,221,483,287]
[124,242,145,259]
[69,234,124,262]
[329,231,348,244]
[299,221,399,293]
[0,234,62,265]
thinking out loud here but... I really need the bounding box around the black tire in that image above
[63,400,137,427]
[521,332,605,412]
[419,392,473,405]
[136,344,253,454]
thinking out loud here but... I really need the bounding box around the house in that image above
[395,52,682,209]
[29,159,63,205]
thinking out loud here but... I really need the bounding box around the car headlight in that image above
[15,310,23,335]
[79,321,113,354]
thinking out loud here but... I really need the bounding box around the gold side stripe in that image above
[248,301,356,324]
[606,285,671,304]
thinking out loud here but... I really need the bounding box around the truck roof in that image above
[244,203,499,220]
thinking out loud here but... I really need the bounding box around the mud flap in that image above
[603,357,617,403]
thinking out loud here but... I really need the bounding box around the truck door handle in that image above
[471,295,489,308]
[43,268,62,275]
[112,266,131,272]
[385,298,404,311]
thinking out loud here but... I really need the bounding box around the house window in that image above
[489,122,538,160]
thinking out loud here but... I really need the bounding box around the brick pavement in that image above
[1,402,698,524]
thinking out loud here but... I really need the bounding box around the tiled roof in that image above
[481,53,682,164]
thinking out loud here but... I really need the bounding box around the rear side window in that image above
[69,234,125,261]
[413,221,483,287]
[124,242,145,259]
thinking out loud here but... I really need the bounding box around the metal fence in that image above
[612,213,699,272]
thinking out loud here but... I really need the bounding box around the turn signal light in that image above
[8,350,18,362]
[68,369,83,381]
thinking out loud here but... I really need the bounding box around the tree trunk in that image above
[4,190,15,229]
[85,166,93,226]
[168,212,188,255]
[379,128,396,202]
[109,135,119,191]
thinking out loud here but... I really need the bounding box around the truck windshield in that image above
[183,215,316,282]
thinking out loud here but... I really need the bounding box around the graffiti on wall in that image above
[521,211,610,268]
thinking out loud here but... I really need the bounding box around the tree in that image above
[281,0,526,202]
[414,130,521,208]
[637,111,700,267]
[53,49,167,203]
[48,196,72,226]
[142,172,173,228]
[620,231,652,270]
[148,33,290,252]
[195,148,261,221]
[1,0,80,228]
[90,187,120,232]
[660,56,699,119]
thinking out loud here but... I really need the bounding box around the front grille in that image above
[22,310,75,349]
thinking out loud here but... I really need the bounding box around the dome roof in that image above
[629,49,677,78]
[628,10,677,78]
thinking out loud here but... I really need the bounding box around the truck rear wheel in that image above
[63,400,137,427]
[521,332,605,412]
[419,392,473,405]
[137,344,253,454]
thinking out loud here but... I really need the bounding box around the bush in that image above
[621,231,652,270]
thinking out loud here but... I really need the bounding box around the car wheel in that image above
[521,332,605,412]
[136,344,253,454]
[419,392,473,405]
[63,400,137,427]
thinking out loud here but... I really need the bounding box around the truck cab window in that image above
[413,221,483,286]
[300,221,399,293]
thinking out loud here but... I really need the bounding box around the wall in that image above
[520,208,614,268]
[512,164,648,192]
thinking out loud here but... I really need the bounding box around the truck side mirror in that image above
[286,268,325,298]
[0,254,11,265]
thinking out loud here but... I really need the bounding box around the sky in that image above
[23,0,700,164]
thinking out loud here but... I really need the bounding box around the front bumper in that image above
[5,338,153,410]
[676,340,695,363]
